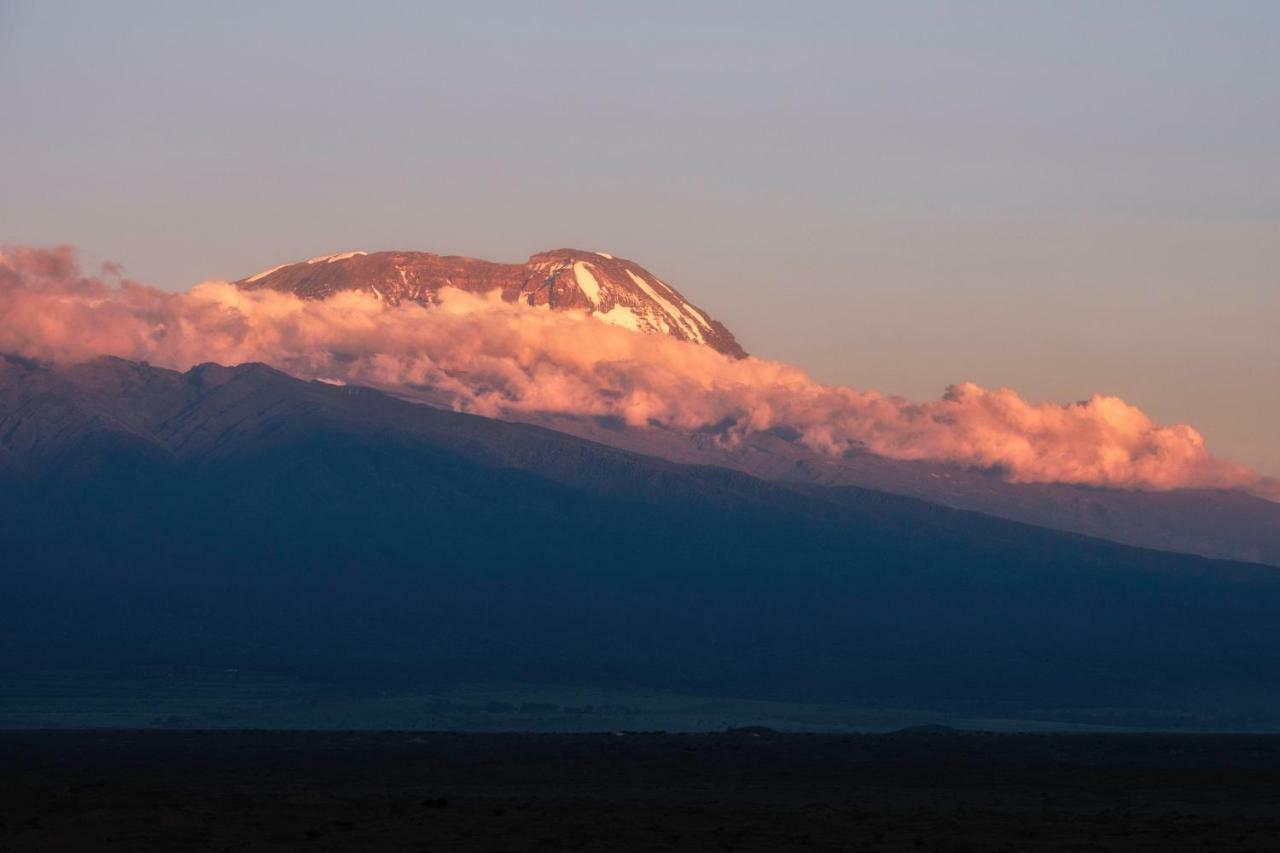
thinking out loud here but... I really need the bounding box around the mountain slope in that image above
[230,248,1278,565]
[237,248,746,357]
[3,354,1280,727]
[525,411,1280,567]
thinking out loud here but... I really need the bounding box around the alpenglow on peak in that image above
[237,248,746,357]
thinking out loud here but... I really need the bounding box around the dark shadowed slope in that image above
[526,411,1280,566]
[2,354,1280,727]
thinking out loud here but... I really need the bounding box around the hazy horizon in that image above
[2,1,1276,473]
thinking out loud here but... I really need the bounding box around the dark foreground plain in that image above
[2,731,1280,851]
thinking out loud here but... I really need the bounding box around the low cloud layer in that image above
[3,244,1274,499]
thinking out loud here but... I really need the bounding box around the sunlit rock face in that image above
[238,248,747,358]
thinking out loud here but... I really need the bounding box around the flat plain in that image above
[3,729,1280,851]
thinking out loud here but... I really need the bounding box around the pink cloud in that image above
[2,244,1274,499]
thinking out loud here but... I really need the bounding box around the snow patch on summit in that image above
[573,262,602,306]
[683,302,713,330]
[245,263,289,283]
[307,251,368,265]
[626,270,705,344]
[593,305,643,331]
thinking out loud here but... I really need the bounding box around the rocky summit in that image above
[238,249,747,357]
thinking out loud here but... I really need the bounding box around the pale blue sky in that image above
[2,1,1277,472]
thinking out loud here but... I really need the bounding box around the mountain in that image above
[525,412,1280,567]
[237,248,746,357]
[3,354,1280,728]
[238,248,1279,565]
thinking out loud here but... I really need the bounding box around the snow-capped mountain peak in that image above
[237,248,746,357]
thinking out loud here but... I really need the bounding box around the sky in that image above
[2,1,1277,473]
